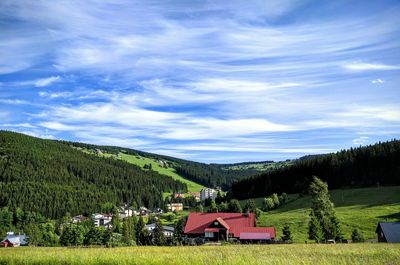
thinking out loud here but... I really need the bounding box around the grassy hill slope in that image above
[70,142,258,191]
[118,153,205,192]
[242,186,400,242]
[78,147,205,192]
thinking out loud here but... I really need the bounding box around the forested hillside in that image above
[231,140,400,199]
[68,141,258,190]
[0,131,187,218]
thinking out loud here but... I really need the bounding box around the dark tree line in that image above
[0,131,187,219]
[231,140,400,199]
[175,162,257,190]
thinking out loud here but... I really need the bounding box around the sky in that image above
[0,0,399,163]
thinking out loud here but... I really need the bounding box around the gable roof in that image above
[1,234,28,245]
[184,212,255,237]
[376,222,400,243]
[216,217,230,230]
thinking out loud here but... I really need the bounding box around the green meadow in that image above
[250,186,400,242]
[79,147,205,193]
[118,153,205,192]
[1,244,399,265]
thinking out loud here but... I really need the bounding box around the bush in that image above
[351,228,365,242]
[263,198,275,211]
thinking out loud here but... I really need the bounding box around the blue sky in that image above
[1,0,399,163]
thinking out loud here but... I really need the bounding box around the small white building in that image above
[1,232,28,247]
[92,213,112,228]
[166,203,183,212]
[145,224,175,237]
[200,188,217,201]
[71,215,88,224]
[119,208,136,219]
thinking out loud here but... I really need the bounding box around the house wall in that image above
[377,226,387,242]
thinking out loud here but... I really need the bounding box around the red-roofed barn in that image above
[184,212,276,242]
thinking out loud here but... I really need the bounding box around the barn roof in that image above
[238,227,276,240]
[376,222,400,243]
[184,212,256,237]
[1,233,27,245]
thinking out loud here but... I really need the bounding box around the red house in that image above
[184,212,276,242]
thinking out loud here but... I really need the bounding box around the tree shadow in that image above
[377,212,400,220]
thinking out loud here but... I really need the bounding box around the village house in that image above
[145,223,175,238]
[71,215,88,224]
[200,188,217,200]
[166,203,183,212]
[187,192,201,202]
[184,212,276,243]
[376,222,400,243]
[1,232,28,247]
[151,208,164,215]
[139,206,151,216]
[174,192,185,199]
[92,213,113,228]
[118,208,136,219]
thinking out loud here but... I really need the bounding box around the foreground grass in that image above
[1,244,399,265]
[254,186,400,242]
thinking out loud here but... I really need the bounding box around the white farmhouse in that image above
[145,223,175,238]
[92,213,113,228]
[1,232,28,247]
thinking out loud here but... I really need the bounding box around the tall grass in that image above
[0,244,399,265]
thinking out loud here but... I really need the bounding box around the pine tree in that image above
[308,212,323,243]
[281,224,293,243]
[122,217,136,245]
[308,176,341,242]
[227,199,242,213]
[195,204,203,213]
[174,217,187,245]
[152,219,165,246]
[215,191,223,204]
[135,216,146,245]
[244,199,256,213]
[208,200,218,213]
[351,228,365,242]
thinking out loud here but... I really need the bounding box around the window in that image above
[205,232,214,238]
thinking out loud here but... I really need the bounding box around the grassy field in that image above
[78,147,205,193]
[248,186,400,242]
[1,244,399,265]
[118,153,205,192]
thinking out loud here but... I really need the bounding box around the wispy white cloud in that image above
[343,62,400,71]
[0,99,29,105]
[33,76,61,87]
[371,78,384,84]
[352,136,370,145]
[1,123,36,128]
